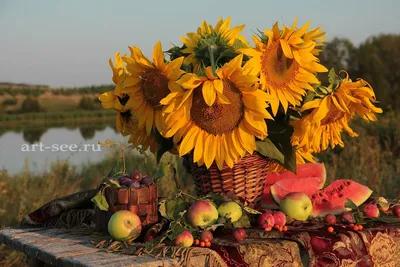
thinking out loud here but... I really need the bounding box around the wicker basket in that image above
[94,183,158,234]
[183,153,271,205]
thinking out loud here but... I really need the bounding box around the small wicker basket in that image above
[183,153,271,205]
[94,183,158,234]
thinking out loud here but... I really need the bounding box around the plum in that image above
[126,181,140,188]
[118,176,131,186]
[392,205,400,217]
[340,212,354,224]
[130,171,143,183]
[141,176,154,186]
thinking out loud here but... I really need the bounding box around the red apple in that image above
[273,211,287,226]
[363,204,379,218]
[108,210,142,241]
[392,205,400,217]
[233,228,246,242]
[258,213,275,229]
[324,214,337,225]
[377,197,390,212]
[175,231,194,248]
[187,200,219,228]
[200,230,213,242]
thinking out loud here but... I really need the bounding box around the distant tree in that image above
[352,34,400,110]
[318,37,357,84]
[79,97,99,110]
[20,98,41,113]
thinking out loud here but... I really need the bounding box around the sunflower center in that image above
[191,81,244,135]
[120,110,134,125]
[261,41,300,87]
[321,110,345,125]
[140,69,170,107]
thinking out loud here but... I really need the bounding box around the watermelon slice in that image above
[261,163,326,209]
[271,177,326,205]
[270,179,373,217]
[310,180,373,217]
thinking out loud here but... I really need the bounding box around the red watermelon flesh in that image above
[270,177,327,205]
[261,163,326,209]
[310,179,373,217]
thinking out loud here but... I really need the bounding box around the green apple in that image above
[108,210,142,241]
[279,192,313,221]
[218,201,243,222]
[174,230,194,248]
[187,200,219,228]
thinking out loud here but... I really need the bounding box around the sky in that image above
[0,0,399,88]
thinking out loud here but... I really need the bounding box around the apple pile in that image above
[117,171,154,188]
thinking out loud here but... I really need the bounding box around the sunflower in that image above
[121,41,185,137]
[99,53,136,135]
[291,72,383,153]
[99,53,158,152]
[181,17,248,72]
[239,18,328,116]
[160,55,274,169]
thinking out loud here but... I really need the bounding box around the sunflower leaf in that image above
[328,68,337,85]
[256,139,285,165]
[263,119,297,173]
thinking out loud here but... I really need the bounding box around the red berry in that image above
[327,227,334,233]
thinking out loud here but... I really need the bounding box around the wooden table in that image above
[0,227,213,267]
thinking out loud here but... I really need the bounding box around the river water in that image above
[0,123,129,175]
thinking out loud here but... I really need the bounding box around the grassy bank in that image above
[0,110,115,127]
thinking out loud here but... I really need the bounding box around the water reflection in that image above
[22,128,47,144]
[0,121,122,175]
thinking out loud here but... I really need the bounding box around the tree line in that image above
[319,34,400,111]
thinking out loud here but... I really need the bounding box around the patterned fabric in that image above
[225,223,400,267]
[212,238,303,267]
[21,190,400,267]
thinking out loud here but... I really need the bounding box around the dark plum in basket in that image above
[130,171,143,183]
[126,181,141,188]
[118,176,132,186]
[141,176,154,186]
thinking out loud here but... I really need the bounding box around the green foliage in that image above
[79,96,99,110]
[20,97,41,113]
[1,98,17,107]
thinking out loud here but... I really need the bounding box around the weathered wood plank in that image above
[0,227,213,267]
[58,251,134,267]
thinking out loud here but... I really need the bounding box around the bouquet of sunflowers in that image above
[99,17,382,202]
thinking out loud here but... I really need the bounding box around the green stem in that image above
[208,45,217,75]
